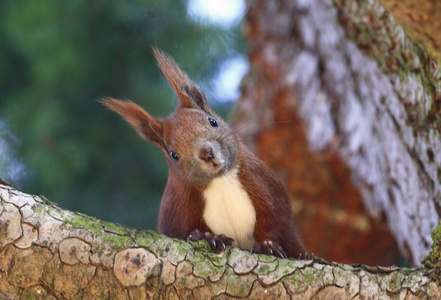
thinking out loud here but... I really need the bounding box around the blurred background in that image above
[0,0,247,229]
[0,0,426,268]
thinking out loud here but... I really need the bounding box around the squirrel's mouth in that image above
[210,155,225,171]
[196,140,229,175]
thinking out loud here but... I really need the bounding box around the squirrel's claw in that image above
[298,252,315,260]
[251,240,287,259]
[187,229,203,242]
[187,230,236,253]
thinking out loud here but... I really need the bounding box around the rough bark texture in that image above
[1,183,440,299]
[378,0,441,60]
[235,0,441,266]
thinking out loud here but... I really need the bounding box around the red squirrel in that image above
[101,48,307,258]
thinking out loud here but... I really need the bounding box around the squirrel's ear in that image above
[100,98,165,150]
[153,47,215,116]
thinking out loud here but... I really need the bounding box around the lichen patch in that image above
[228,247,258,275]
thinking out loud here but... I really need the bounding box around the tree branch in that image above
[0,183,439,299]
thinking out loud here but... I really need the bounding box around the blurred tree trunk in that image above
[378,0,441,61]
[234,0,441,266]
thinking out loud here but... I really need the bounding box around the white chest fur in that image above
[202,168,256,250]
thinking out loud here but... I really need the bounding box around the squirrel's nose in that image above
[199,146,215,162]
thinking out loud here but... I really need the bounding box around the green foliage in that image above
[0,0,245,229]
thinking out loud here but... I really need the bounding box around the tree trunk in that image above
[234,0,441,266]
[378,0,441,61]
[0,183,440,299]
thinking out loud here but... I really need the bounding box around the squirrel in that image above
[100,48,307,259]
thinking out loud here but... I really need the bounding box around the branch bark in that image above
[0,183,440,299]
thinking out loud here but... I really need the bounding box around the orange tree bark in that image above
[234,0,441,266]
[379,0,441,60]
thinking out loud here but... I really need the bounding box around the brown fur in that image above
[237,150,306,257]
[101,49,306,258]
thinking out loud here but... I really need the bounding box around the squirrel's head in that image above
[101,48,240,187]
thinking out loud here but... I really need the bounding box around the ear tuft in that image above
[153,47,214,115]
[152,47,190,101]
[182,85,213,115]
[99,97,164,149]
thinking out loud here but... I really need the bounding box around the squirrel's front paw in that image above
[297,252,315,260]
[251,240,287,258]
[187,229,236,253]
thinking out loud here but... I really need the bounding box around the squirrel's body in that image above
[159,148,305,258]
[102,48,306,258]
[202,167,256,249]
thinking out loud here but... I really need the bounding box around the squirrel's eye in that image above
[208,117,218,128]
[170,150,180,161]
